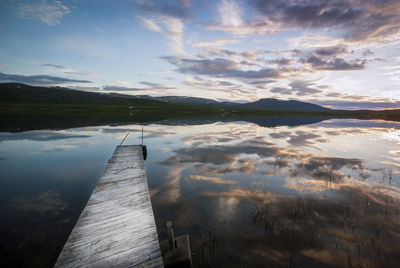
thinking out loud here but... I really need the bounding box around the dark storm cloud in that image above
[137,0,191,19]
[304,56,365,70]
[161,56,280,79]
[251,0,400,41]
[0,71,91,85]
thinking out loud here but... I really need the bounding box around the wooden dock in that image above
[55,145,163,267]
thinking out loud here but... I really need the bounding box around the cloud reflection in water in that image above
[147,120,400,267]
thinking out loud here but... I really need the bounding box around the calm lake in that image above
[1,117,400,267]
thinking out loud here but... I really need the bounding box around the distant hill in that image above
[0,83,168,107]
[242,98,331,112]
[132,95,330,112]
[1,82,329,112]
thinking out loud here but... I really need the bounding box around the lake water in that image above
[1,117,400,267]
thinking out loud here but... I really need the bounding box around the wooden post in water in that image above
[167,221,175,251]
[162,221,193,268]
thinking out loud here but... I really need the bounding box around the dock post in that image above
[162,221,193,268]
[167,221,175,250]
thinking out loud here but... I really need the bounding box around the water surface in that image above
[1,118,400,267]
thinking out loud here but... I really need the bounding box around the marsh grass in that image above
[251,186,400,267]
[194,227,217,268]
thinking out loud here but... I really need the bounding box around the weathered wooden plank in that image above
[55,145,163,268]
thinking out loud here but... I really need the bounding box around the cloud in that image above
[162,16,185,55]
[103,81,175,91]
[137,0,191,20]
[206,1,400,43]
[313,45,348,56]
[0,71,91,85]
[312,100,400,110]
[363,49,374,57]
[253,0,363,28]
[191,39,239,48]
[219,81,235,86]
[14,0,70,26]
[137,0,189,55]
[139,81,176,89]
[42,63,65,69]
[271,87,292,95]
[182,76,250,95]
[41,63,95,77]
[115,80,132,87]
[288,35,347,49]
[271,80,323,96]
[218,0,243,27]
[139,16,163,32]
[207,18,286,36]
[102,85,142,91]
[161,56,280,79]
[251,0,400,41]
[288,80,323,96]
[266,58,293,65]
[198,48,260,60]
[139,16,185,55]
[304,56,366,70]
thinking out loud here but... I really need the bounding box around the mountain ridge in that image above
[0,82,331,112]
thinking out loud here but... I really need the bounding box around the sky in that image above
[0,0,400,109]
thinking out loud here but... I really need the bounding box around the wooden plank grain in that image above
[54,145,163,268]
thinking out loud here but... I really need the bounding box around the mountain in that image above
[0,82,330,112]
[0,83,168,107]
[122,95,330,111]
[108,93,223,105]
[242,98,330,112]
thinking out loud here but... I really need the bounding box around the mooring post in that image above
[166,221,175,251]
[163,221,193,267]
